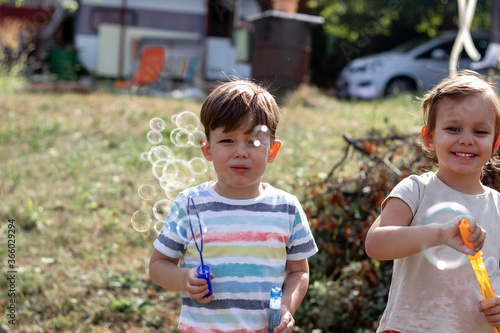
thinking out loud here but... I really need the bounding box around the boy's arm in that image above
[275,258,309,333]
[365,197,485,261]
[149,249,214,302]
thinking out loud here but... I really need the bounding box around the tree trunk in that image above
[492,0,500,43]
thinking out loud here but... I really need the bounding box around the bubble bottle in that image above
[459,219,500,333]
[268,286,281,332]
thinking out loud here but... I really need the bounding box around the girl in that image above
[365,71,500,332]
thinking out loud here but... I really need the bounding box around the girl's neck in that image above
[435,169,485,195]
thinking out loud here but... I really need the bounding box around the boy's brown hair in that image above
[200,80,280,141]
[421,70,500,168]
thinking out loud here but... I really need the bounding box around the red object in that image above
[114,46,166,88]
[0,4,54,22]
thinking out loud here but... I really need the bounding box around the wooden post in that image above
[118,0,127,80]
[491,0,500,43]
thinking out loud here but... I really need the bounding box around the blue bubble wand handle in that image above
[187,196,212,297]
[268,287,282,332]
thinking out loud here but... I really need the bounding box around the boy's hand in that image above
[186,267,214,303]
[479,296,500,327]
[273,310,294,333]
[439,219,486,255]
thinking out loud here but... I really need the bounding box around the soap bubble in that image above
[151,145,173,161]
[131,210,152,232]
[172,111,200,131]
[422,202,474,270]
[189,157,208,175]
[150,117,166,131]
[190,130,207,148]
[152,199,174,222]
[154,220,165,234]
[176,203,207,243]
[161,180,185,201]
[147,130,163,144]
[138,183,156,200]
[152,158,169,179]
[140,152,149,161]
[170,128,192,148]
[251,125,271,147]
[162,160,195,187]
[148,145,173,165]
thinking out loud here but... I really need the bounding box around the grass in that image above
[0,83,423,332]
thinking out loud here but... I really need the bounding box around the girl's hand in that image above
[273,311,294,333]
[479,296,500,327]
[439,219,486,255]
[186,267,214,303]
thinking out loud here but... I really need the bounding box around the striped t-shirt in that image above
[153,181,318,333]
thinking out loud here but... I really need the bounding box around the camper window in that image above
[91,8,136,34]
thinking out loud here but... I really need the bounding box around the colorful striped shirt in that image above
[153,181,318,333]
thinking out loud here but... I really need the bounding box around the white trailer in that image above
[74,0,260,83]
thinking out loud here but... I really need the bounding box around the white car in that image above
[337,31,489,99]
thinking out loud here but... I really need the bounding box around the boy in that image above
[149,80,318,333]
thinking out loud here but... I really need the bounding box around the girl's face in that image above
[424,94,497,190]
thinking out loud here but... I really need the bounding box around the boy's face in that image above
[201,123,281,199]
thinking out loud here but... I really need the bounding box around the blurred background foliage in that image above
[308,0,494,87]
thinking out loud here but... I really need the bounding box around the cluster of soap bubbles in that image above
[131,111,210,234]
[422,202,474,271]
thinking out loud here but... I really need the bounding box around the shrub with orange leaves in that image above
[295,129,434,332]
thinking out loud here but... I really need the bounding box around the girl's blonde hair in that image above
[421,70,500,169]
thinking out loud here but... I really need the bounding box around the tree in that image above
[306,0,493,87]
[309,0,492,40]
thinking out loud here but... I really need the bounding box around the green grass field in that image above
[0,84,423,332]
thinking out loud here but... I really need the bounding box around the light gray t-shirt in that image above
[377,172,500,333]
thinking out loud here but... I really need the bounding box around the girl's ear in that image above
[268,140,281,163]
[421,126,435,150]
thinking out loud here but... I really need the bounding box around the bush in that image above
[297,128,500,332]
[0,50,27,94]
[296,129,434,332]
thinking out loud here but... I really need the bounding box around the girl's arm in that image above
[274,258,310,333]
[365,197,438,260]
[149,249,214,303]
[479,297,500,328]
[365,197,484,261]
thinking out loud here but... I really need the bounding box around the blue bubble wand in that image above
[187,196,212,297]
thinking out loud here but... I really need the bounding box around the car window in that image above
[417,40,455,59]
[392,36,431,53]
[416,37,489,60]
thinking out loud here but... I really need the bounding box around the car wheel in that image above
[384,77,416,96]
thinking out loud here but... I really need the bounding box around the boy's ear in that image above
[494,136,500,154]
[268,140,281,163]
[200,139,213,161]
[421,126,435,150]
